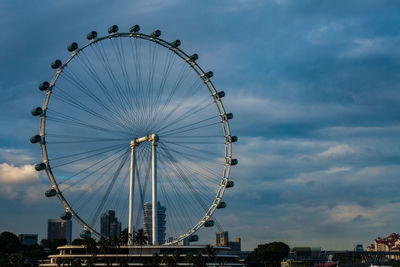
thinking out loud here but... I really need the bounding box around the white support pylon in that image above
[151,134,158,245]
[128,141,136,245]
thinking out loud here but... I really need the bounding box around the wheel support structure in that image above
[128,134,159,245]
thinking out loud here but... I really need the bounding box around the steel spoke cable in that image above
[89,149,130,227]
[65,148,127,198]
[50,90,135,136]
[50,143,126,169]
[158,156,197,232]
[160,121,221,137]
[156,97,214,134]
[54,145,128,186]
[159,142,223,179]
[49,142,127,161]
[159,147,213,212]
[159,115,219,136]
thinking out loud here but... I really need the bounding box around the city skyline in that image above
[1,0,400,251]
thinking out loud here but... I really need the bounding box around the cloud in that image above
[319,144,358,157]
[0,163,39,184]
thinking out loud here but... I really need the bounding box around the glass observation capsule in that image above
[151,30,161,38]
[226,181,234,188]
[51,60,62,69]
[171,40,181,48]
[188,235,199,242]
[30,135,41,144]
[67,42,78,52]
[226,135,238,143]
[129,24,140,33]
[86,31,97,40]
[217,202,226,209]
[189,54,199,61]
[108,25,119,34]
[204,71,213,79]
[216,91,225,98]
[31,107,43,116]
[38,81,49,91]
[45,189,57,197]
[35,163,46,171]
[189,54,199,62]
[223,113,233,120]
[61,211,72,220]
[80,230,91,238]
[204,220,214,227]
[227,158,238,166]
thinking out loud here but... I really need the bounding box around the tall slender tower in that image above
[143,202,166,245]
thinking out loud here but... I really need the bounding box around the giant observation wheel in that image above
[31,25,238,245]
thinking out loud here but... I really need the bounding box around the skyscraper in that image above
[100,210,121,238]
[47,219,72,244]
[143,202,166,245]
[216,231,229,246]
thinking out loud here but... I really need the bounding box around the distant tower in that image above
[144,202,166,245]
[216,231,229,246]
[47,219,72,244]
[100,210,121,238]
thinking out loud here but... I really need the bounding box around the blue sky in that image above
[1,0,400,251]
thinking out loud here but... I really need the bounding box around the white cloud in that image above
[0,163,39,184]
[319,144,358,157]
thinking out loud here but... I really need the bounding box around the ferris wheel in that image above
[31,25,238,245]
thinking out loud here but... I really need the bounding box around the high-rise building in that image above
[47,219,72,244]
[19,234,38,246]
[143,202,166,245]
[100,210,121,239]
[216,231,229,246]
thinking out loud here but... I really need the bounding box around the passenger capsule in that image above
[51,60,62,69]
[61,211,72,220]
[67,42,78,52]
[204,71,213,79]
[226,135,238,143]
[35,163,46,171]
[189,54,199,61]
[217,202,226,209]
[45,189,57,197]
[30,135,41,144]
[38,81,50,91]
[129,24,140,33]
[227,158,238,166]
[108,25,119,34]
[226,181,234,188]
[86,31,98,40]
[188,235,199,242]
[204,220,214,227]
[223,113,233,120]
[80,230,91,238]
[171,40,181,48]
[151,30,161,38]
[216,91,225,98]
[31,107,43,116]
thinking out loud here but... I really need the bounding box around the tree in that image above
[8,252,24,265]
[0,231,20,255]
[83,237,97,254]
[247,241,290,267]
[134,229,148,246]
[119,228,130,245]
